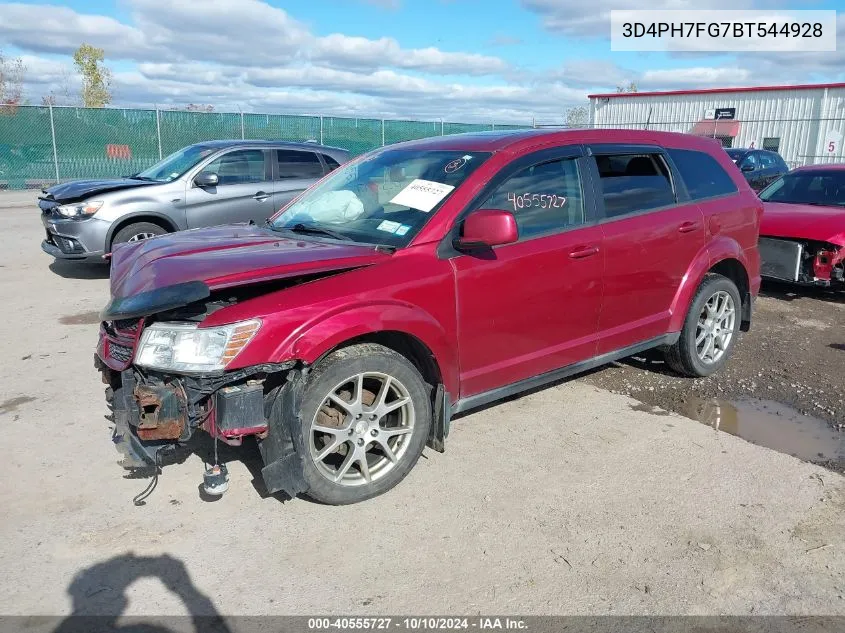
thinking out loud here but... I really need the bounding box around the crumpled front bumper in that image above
[101,359,193,470]
[96,352,309,498]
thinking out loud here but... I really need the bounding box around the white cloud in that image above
[311,34,509,75]
[3,0,841,123]
[0,0,537,121]
[522,0,781,37]
[0,3,155,59]
[0,0,507,74]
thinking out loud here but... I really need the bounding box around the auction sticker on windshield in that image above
[390,179,455,212]
[377,220,402,233]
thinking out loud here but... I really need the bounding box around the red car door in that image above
[448,148,604,398]
[587,147,705,354]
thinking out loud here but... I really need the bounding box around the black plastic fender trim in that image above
[258,368,309,498]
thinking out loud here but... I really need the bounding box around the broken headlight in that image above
[134,319,261,373]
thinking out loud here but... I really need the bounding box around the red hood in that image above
[109,224,389,299]
[761,202,845,245]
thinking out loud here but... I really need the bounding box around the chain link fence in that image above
[0,105,531,190]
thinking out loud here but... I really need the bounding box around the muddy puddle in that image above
[636,396,844,471]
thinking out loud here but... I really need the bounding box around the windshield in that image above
[725,149,745,163]
[759,170,845,206]
[135,145,217,182]
[270,149,491,246]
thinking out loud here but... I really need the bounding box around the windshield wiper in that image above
[770,200,844,207]
[283,223,353,241]
[128,175,156,181]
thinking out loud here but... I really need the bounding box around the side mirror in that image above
[741,163,755,172]
[194,172,219,187]
[453,209,518,250]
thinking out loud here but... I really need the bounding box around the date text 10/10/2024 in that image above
[307,617,528,630]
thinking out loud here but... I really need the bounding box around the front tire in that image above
[665,273,741,377]
[111,221,167,247]
[298,343,432,505]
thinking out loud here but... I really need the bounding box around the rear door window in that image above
[481,158,585,240]
[593,153,675,218]
[667,148,738,201]
[277,150,324,179]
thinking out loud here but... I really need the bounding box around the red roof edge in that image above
[588,82,845,100]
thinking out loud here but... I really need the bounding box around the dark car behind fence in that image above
[0,104,530,190]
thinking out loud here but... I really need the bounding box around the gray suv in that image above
[39,140,349,262]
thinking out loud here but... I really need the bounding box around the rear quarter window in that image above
[667,148,738,201]
[321,154,341,171]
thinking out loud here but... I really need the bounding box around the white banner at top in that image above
[610,10,836,52]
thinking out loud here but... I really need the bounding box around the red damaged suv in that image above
[96,129,761,505]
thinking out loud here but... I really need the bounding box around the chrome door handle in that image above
[253,191,270,202]
[678,221,699,233]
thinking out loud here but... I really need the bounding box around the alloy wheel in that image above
[695,290,736,364]
[309,372,415,486]
[127,232,158,242]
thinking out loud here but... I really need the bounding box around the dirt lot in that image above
[584,282,845,471]
[0,196,843,618]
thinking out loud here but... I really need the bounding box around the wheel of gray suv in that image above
[111,221,167,247]
[298,343,432,505]
[665,273,741,378]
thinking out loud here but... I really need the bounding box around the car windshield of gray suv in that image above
[270,149,490,246]
[132,145,216,182]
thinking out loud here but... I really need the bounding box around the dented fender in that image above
[273,301,459,397]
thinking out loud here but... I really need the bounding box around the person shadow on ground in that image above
[52,553,233,633]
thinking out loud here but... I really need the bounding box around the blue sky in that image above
[1,0,843,123]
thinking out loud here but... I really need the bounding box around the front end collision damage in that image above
[759,236,845,287]
[97,345,450,501]
[96,244,452,501]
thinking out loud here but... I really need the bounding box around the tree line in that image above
[1,43,214,112]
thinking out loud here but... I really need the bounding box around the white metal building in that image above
[588,82,845,168]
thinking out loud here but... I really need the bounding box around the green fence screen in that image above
[0,105,530,190]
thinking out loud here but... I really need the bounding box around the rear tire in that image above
[111,221,167,247]
[298,343,432,505]
[665,273,741,377]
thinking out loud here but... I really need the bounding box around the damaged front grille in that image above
[109,343,133,363]
[99,317,144,371]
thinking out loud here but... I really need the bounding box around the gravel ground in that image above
[0,197,843,618]
[583,283,845,463]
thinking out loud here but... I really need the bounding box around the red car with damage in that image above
[95,129,761,505]
[757,165,845,288]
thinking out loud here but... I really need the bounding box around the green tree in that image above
[616,81,638,93]
[73,43,112,107]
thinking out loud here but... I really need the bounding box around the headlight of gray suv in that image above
[56,200,104,218]
[134,319,262,373]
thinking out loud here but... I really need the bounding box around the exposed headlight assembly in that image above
[56,200,104,218]
[134,319,261,373]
